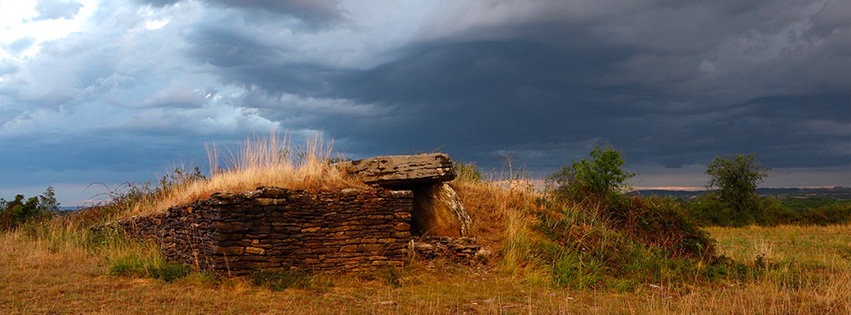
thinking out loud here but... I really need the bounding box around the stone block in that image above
[341,153,456,187]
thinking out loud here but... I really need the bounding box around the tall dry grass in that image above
[450,169,552,283]
[129,133,366,216]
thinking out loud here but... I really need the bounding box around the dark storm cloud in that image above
[32,0,83,21]
[173,0,848,178]
[2,0,849,206]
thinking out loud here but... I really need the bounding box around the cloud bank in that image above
[1,0,848,204]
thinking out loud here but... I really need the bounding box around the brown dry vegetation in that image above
[2,136,849,313]
[2,203,849,314]
[126,134,367,217]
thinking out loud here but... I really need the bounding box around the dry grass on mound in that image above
[129,134,367,216]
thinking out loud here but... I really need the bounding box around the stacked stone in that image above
[118,186,413,275]
[412,236,481,261]
[115,153,483,276]
[341,153,473,237]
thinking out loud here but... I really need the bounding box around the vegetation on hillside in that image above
[1,136,848,313]
[531,145,747,290]
[0,187,58,230]
[683,153,850,227]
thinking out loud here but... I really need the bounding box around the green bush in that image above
[686,194,849,227]
[532,198,746,291]
[537,144,743,290]
[799,202,851,226]
[547,144,635,203]
[705,154,769,224]
[0,187,58,230]
[753,197,799,226]
[607,196,716,259]
[685,193,731,226]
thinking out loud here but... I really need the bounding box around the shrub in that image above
[607,196,716,259]
[704,154,769,226]
[799,202,851,226]
[752,197,799,226]
[532,197,740,291]
[547,144,635,203]
[685,194,849,227]
[0,187,58,230]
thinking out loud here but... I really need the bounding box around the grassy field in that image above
[2,219,848,314]
[2,137,848,314]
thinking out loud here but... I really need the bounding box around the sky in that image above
[0,0,849,206]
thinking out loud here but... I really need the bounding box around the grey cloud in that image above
[3,37,36,55]
[33,0,83,21]
[208,0,343,23]
[137,83,206,108]
[182,0,849,176]
[810,0,851,37]
[3,0,848,201]
[138,0,181,7]
[0,60,19,76]
[137,0,342,25]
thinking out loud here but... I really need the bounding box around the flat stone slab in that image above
[342,153,456,187]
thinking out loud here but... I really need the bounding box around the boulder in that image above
[411,183,472,237]
[342,153,456,187]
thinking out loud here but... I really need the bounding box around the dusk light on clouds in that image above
[1,0,849,206]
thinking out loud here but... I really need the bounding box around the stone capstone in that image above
[341,153,456,187]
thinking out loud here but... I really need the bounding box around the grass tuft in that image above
[127,133,367,217]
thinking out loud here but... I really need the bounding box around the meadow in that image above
[2,219,848,314]
[1,136,848,314]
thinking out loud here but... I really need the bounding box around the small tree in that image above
[548,144,635,202]
[38,186,60,212]
[705,153,769,226]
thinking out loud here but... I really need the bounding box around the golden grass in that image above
[3,183,851,314]
[706,225,851,269]
[129,133,367,216]
[4,222,849,314]
[4,147,850,313]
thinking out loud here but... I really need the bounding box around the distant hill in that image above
[630,186,851,200]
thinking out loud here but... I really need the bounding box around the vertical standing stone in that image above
[411,183,472,237]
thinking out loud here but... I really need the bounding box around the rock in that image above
[411,236,481,260]
[341,153,456,187]
[411,183,472,237]
[115,187,415,275]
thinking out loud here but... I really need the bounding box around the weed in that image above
[108,251,189,283]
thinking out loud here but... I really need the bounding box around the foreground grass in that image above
[2,219,848,314]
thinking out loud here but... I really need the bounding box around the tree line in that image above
[0,187,59,230]
[548,146,850,227]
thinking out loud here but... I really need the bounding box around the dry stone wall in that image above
[342,153,473,237]
[118,186,413,275]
